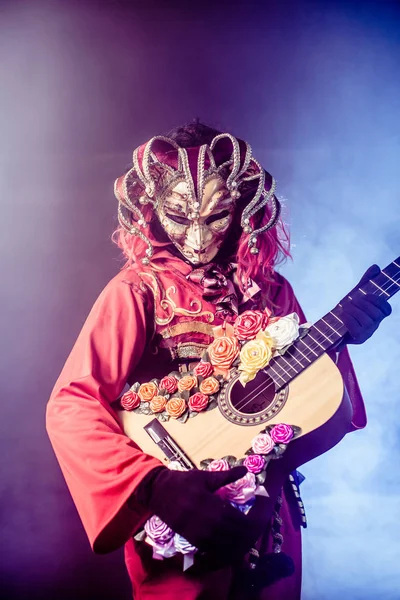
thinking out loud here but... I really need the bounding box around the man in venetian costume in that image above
[46,122,391,599]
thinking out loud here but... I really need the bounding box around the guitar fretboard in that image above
[265,257,400,389]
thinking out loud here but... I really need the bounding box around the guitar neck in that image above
[265,257,400,389]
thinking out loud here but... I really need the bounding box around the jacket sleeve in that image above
[46,272,163,554]
[270,272,367,432]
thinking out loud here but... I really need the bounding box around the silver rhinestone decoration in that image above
[197,144,208,202]
[237,142,252,178]
[115,132,281,264]
[210,133,241,189]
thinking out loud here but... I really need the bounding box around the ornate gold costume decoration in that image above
[140,271,214,326]
[173,342,210,361]
[160,321,215,339]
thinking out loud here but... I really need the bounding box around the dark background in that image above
[1,1,399,598]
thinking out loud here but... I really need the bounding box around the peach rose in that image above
[166,397,187,418]
[138,381,158,402]
[208,336,239,370]
[150,395,167,413]
[178,375,197,393]
[199,376,220,395]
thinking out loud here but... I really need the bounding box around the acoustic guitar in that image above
[118,257,399,508]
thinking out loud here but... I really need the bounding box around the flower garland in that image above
[135,421,300,568]
[120,366,222,424]
[120,309,310,423]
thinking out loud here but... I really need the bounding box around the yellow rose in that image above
[255,329,274,346]
[238,338,273,386]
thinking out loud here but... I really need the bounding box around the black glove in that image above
[337,265,392,347]
[135,465,269,562]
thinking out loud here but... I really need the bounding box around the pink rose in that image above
[159,375,178,394]
[252,432,275,455]
[120,390,141,411]
[193,361,214,378]
[243,454,266,474]
[144,516,174,544]
[188,392,209,413]
[223,472,257,505]
[233,310,269,341]
[270,423,294,444]
[207,458,229,471]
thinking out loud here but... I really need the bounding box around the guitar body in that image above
[117,255,399,524]
[118,353,353,479]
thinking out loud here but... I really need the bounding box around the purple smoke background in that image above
[1,1,399,598]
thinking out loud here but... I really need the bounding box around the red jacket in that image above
[46,251,366,562]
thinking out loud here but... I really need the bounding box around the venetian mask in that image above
[154,175,235,265]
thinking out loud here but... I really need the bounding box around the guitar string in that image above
[235,270,400,412]
[234,316,349,411]
[235,271,400,412]
[233,270,400,414]
[235,307,350,406]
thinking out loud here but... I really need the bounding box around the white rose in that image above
[265,312,300,350]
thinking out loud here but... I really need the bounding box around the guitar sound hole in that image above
[229,371,276,415]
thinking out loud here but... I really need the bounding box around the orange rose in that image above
[208,336,239,370]
[199,376,220,395]
[138,381,158,402]
[178,375,197,392]
[150,395,167,413]
[166,397,187,418]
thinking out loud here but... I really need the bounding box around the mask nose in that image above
[186,221,214,252]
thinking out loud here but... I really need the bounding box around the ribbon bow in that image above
[187,263,239,322]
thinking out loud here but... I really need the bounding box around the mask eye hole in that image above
[166,213,191,226]
[205,210,230,225]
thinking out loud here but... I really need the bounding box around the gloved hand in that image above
[135,465,269,562]
[336,264,392,347]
